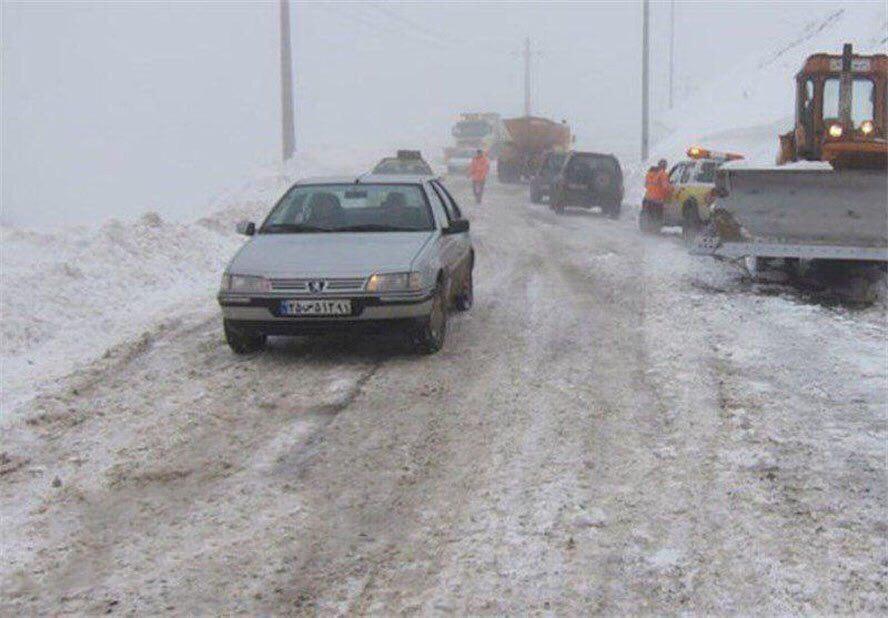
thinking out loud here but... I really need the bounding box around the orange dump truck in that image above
[497,117,572,183]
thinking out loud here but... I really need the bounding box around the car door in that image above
[430,180,472,298]
[665,162,691,224]
[682,160,716,217]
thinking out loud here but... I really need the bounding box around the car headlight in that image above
[366,272,423,293]
[860,120,875,135]
[828,123,843,138]
[222,274,271,294]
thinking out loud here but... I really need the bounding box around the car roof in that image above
[294,174,437,185]
[569,151,617,159]
[361,173,438,183]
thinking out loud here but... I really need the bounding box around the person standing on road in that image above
[468,149,490,204]
[640,158,671,234]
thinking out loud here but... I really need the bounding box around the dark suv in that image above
[550,151,623,218]
[529,151,567,204]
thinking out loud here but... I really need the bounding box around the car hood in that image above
[228,231,434,277]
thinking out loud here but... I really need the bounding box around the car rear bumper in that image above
[559,190,622,208]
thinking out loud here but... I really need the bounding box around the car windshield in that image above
[453,121,491,137]
[261,184,434,233]
[372,159,432,175]
[566,155,619,181]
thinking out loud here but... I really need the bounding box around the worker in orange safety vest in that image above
[640,158,672,234]
[468,149,490,204]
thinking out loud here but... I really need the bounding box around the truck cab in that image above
[444,113,509,173]
[779,44,887,168]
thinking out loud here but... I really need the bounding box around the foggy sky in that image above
[0,1,870,226]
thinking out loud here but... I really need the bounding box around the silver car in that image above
[218,175,473,354]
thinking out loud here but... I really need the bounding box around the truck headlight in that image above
[860,120,875,135]
[828,123,843,138]
[366,272,423,293]
[222,274,271,294]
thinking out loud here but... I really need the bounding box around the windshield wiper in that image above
[262,223,331,233]
[337,224,422,232]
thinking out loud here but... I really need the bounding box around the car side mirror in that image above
[443,218,470,235]
[236,220,256,236]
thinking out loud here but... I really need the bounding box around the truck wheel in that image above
[551,198,566,215]
[681,200,702,244]
[603,202,621,220]
[412,285,448,354]
[530,184,542,204]
[224,320,266,354]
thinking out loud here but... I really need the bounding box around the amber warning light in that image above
[686,146,744,161]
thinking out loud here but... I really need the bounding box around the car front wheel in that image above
[412,284,448,354]
[454,267,473,312]
[681,200,702,244]
[224,320,266,354]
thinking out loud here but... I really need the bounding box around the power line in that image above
[350,4,455,51]
[370,2,461,48]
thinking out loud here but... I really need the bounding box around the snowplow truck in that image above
[695,44,888,264]
[497,117,572,183]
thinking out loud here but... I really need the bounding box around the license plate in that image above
[280,299,352,316]
[568,183,587,190]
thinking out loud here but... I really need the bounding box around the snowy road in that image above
[2,179,886,614]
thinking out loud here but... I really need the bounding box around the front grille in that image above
[270,277,367,293]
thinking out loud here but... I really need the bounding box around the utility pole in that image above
[279,0,295,161]
[523,37,532,117]
[669,0,675,109]
[641,0,650,161]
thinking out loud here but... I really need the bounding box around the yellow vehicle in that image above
[663,146,743,241]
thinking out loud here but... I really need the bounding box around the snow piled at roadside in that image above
[0,149,387,415]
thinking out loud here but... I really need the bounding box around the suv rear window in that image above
[565,155,620,182]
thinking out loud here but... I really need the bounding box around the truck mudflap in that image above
[691,166,888,262]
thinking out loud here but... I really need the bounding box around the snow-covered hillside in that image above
[650,5,887,167]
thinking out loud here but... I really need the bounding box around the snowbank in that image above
[0,149,391,415]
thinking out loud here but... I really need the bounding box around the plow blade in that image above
[693,167,888,262]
